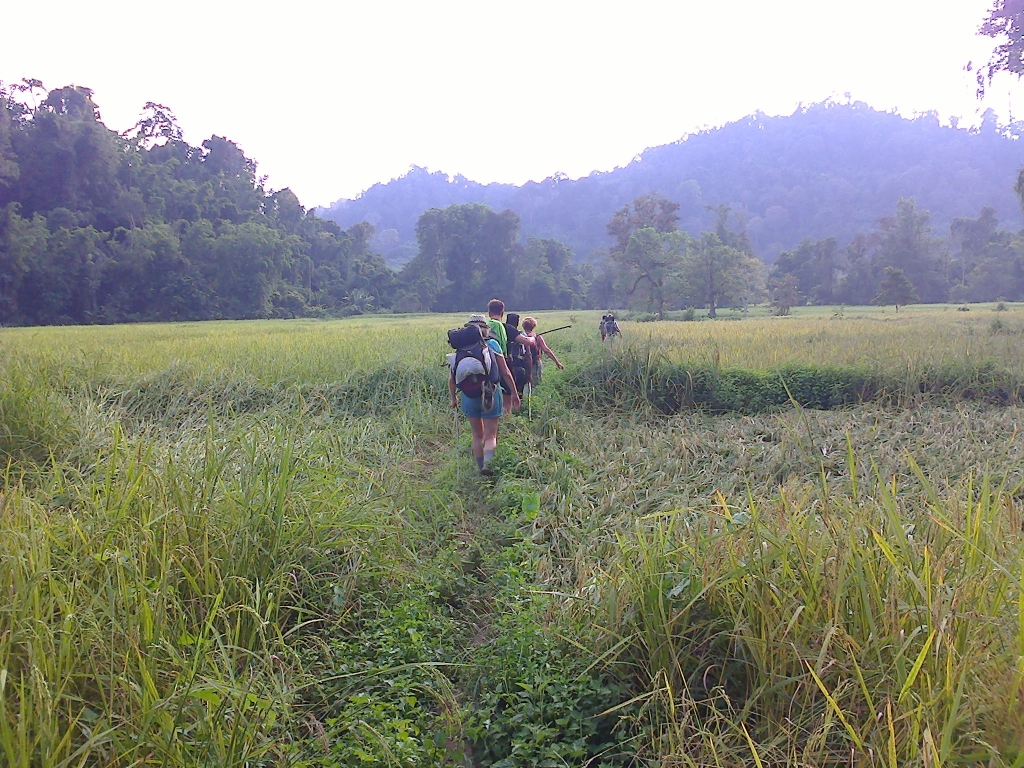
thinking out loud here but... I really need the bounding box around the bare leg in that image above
[469,417,485,469]
[482,417,499,467]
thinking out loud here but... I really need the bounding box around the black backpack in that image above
[507,335,528,365]
[448,325,500,397]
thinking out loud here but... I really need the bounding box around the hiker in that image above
[448,314,520,476]
[504,312,536,400]
[521,316,564,386]
[486,298,509,357]
[600,313,621,341]
[486,298,535,414]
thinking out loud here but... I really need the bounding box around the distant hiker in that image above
[504,312,537,400]
[521,316,564,386]
[600,313,621,341]
[448,314,520,475]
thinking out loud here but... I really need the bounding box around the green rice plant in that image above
[0,419,388,767]
[563,341,1024,415]
[0,353,77,467]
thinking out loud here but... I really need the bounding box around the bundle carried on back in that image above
[447,323,500,400]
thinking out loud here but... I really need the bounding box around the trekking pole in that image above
[535,324,572,336]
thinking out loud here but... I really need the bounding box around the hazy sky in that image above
[2,0,1014,207]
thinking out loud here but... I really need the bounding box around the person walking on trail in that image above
[486,298,509,356]
[521,316,564,386]
[449,314,520,476]
[504,312,536,400]
[486,298,535,414]
[600,313,621,341]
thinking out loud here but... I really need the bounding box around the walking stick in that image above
[534,324,572,336]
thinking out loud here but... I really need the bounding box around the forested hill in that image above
[322,102,1024,265]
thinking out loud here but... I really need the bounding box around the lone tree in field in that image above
[769,273,800,315]
[873,266,918,312]
[615,228,688,320]
[682,232,764,318]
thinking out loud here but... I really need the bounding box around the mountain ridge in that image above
[321,102,1024,266]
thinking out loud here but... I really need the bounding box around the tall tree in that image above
[772,237,840,303]
[769,273,800,315]
[515,236,580,309]
[406,203,521,311]
[873,198,946,303]
[614,228,688,319]
[681,232,760,318]
[607,193,679,255]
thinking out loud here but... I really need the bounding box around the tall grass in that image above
[582,474,1024,764]
[565,344,1024,414]
[4,310,1024,765]
[0,421,387,766]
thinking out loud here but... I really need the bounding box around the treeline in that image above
[770,198,1024,308]
[2,81,1023,327]
[594,192,1024,316]
[0,82,394,324]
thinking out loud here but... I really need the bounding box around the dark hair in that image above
[506,312,520,327]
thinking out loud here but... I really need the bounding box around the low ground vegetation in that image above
[1,307,1023,766]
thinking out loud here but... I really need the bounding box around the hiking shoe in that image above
[480,466,494,476]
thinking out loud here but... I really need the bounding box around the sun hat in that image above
[467,313,491,338]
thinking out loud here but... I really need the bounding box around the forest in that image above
[0,82,393,325]
[324,102,1024,265]
[3,80,1024,326]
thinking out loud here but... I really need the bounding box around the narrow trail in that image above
[436,458,523,767]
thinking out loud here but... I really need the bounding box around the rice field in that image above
[2,306,1023,766]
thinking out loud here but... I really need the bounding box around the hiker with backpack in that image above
[448,314,520,476]
[600,313,621,341]
[486,298,535,414]
[504,312,535,401]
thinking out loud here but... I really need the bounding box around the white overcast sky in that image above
[1,0,1015,207]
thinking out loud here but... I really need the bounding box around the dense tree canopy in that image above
[396,204,589,312]
[770,198,1024,306]
[0,80,392,325]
